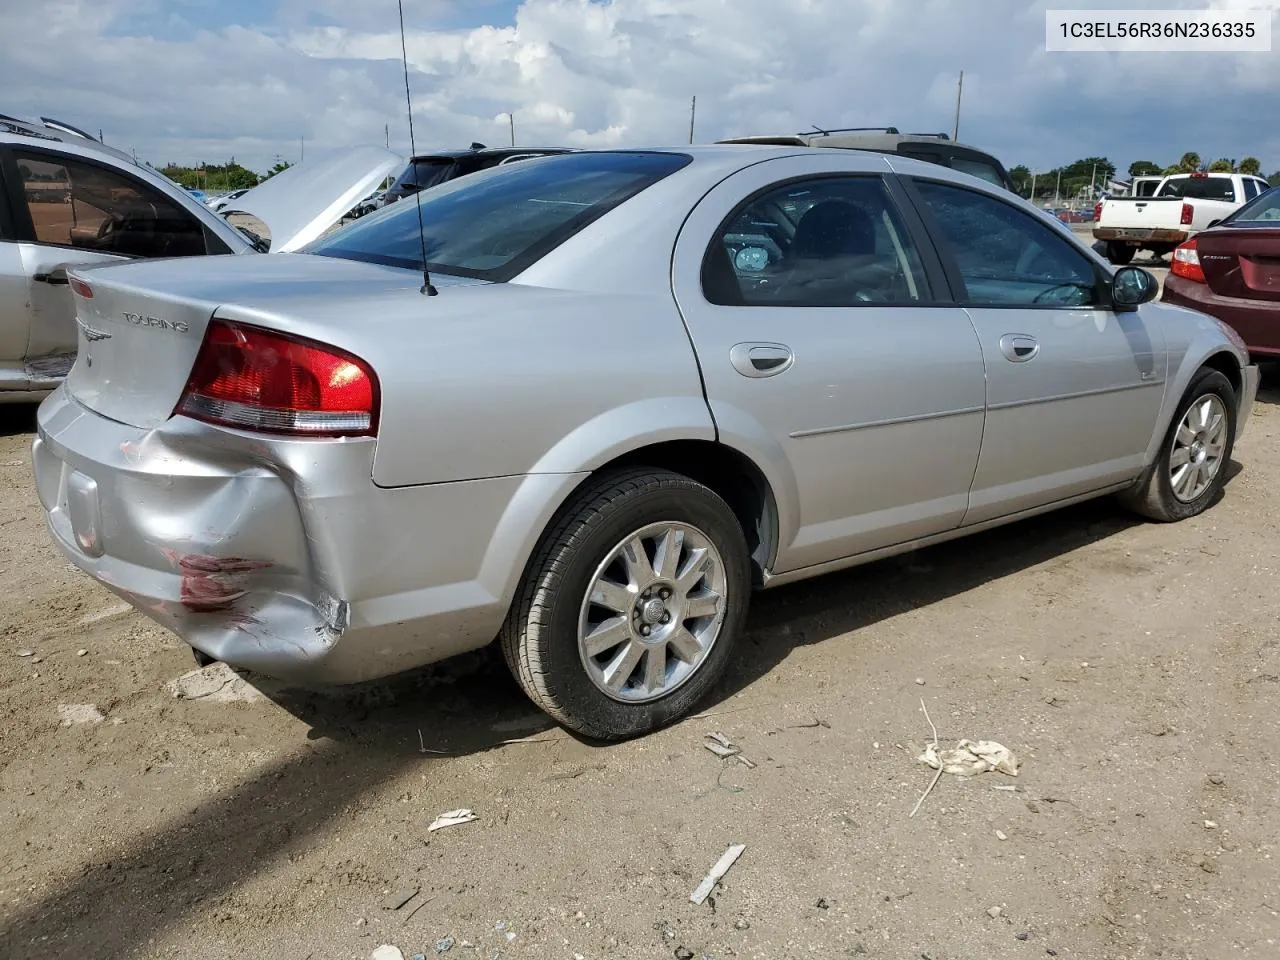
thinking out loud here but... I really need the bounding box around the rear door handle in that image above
[729,342,794,378]
[34,267,70,285]
[999,334,1039,362]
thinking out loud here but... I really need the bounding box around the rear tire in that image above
[500,468,751,741]
[1106,241,1135,266]
[1121,368,1236,522]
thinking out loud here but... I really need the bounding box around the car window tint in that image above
[15,153,208,258]
[1242,179,1259,200]
[309,151,691,281]
[1157,177,1236,201]
[950,157,1006,188]
[913,180,1099,307]
[702,176,929,307]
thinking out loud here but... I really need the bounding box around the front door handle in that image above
[998,334,1039,362]
[729,342,794,378]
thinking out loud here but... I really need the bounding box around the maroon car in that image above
[1162,185,1280,359]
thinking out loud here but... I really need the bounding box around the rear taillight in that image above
[1093,201,1102,221]
[1180,202,1194,226]
[69,277,93,299]
[177,319,378,437]
[1170,239,1205,283]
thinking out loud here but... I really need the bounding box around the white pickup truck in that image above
[1093,171,1271,265]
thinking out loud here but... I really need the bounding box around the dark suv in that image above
[379,144,571,207]
[718,127,1016,193]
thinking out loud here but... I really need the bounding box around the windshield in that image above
[1224,186,1280,223]
[307,151,692,282]
[1157,177,1236,201]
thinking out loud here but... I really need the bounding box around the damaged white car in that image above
[0,114,400,402]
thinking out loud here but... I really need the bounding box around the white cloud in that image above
[1,0,1277,174]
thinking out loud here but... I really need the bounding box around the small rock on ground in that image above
[57,703,105,726]
[167,662,265,703]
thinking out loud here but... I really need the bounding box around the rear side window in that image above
[1242,179,1260,200]
[1157,177,1236,201]
[14,152,209,258]
[309,151,691,281]
[950,157,1006,188]
[703,176,929,307]
[1135,179,1160,197]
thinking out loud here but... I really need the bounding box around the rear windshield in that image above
[1157,177,1236,201]
[1225,186,1280,223]
[308,151,692,281]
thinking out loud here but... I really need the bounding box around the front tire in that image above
[1121,368,1237,522]
[500,469,751,740]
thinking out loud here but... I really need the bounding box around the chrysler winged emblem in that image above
[76,316,112,342]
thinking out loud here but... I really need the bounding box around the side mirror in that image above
[1112,266,1159,311]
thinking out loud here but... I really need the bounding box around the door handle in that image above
[729,342,794,378]
[34,267,70,285]
[998,334,1039,362]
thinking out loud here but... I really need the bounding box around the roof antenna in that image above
[397,0,436,296]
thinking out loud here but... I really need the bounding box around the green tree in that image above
[1238,157,1261,176]
[1009,164,1031,194]
[1208,158,1235,173]
[1178,152,1201,172]
[1163,164,1180,175]
[264,160,293,179]
[1128,160,1162,178]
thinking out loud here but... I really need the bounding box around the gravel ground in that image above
[1,367,1278,960]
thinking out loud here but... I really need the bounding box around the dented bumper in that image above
[32,388,572,685]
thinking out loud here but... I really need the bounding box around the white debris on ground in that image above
[428,808,478,832]
[371,946,405,960]
[919,739,1019,777]
[57,703,105,726]
[77,601,133,625]
[166,662,265,703]
[690,843,747,905]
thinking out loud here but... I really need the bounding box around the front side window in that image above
[15,152,208,258]
[702,176,929,307]
[1242,179,1259,201]
[913,180,1100,307]
[309,151,691,281]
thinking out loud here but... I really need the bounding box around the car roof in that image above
[0,113,139,167]
[409,146,573,161]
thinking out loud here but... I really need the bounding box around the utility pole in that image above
[98,128,103,143]
[1030,172,1036,202]
[509,112,515,147]
[952,70,963,141]
[1054,169,1062,206]
[689,96,697,144]
[385,123,389,149]
[300,136,305,163]
[1089,161,1097,204]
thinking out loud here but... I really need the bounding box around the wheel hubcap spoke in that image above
[579,520,729,704]
[1169,393,1228,503]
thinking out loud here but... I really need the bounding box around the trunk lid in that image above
[63,254,423,429]
[1197,226,1280,302]
[221,145,403,253]
[1099,197,1182,230]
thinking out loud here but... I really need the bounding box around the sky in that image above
[2,0,1278,176]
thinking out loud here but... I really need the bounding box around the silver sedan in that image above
[32,146,1258,740]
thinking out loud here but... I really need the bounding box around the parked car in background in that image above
[206,188,250,213]
[1094,171,1270,265]
[717,126,1017,192]
[378,143,572,207]
[1163,184,1280,361]
[34,146,1256,740]
[0,114,400,402]
[185,187,208,203]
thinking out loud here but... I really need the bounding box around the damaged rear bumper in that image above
[32,388,577,685]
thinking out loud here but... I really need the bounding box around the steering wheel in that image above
[1032,282,1089,305]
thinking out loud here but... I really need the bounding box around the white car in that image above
[0,114,401,402]
[1094,171,1271,265]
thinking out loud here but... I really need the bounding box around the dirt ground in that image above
[2,369,1279,960]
